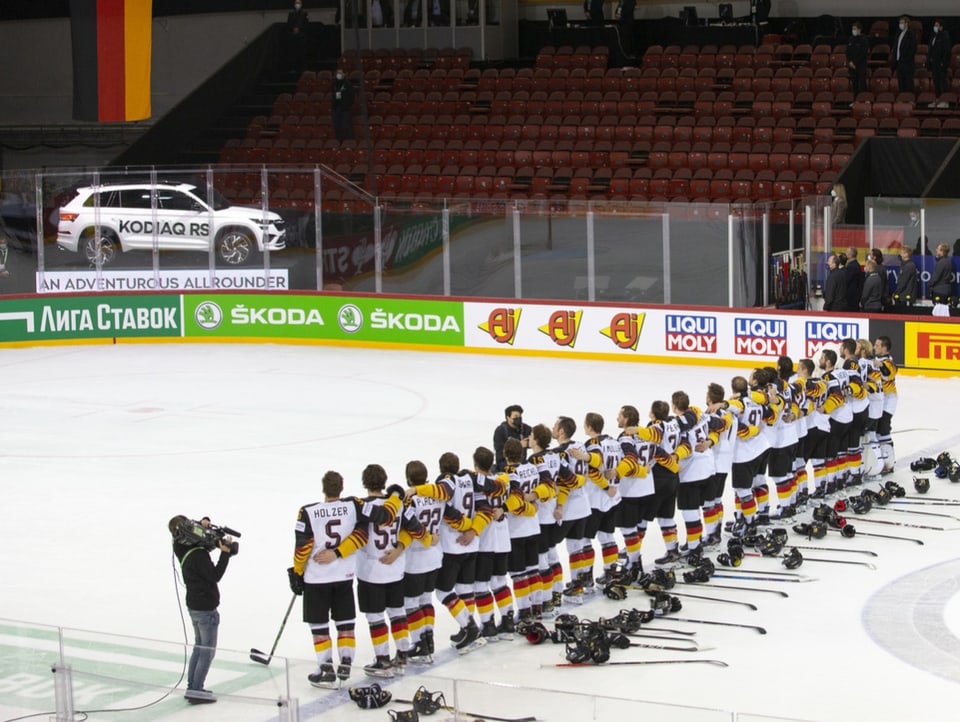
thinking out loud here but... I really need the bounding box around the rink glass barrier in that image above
[0,616,811,722]
[0,165,802,306]
[0,618,297,722]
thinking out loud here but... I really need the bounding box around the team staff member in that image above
[170,515,237,705]
[930,242,955,305]
[290,470,402,687]
[892,247,918,307]
[823,254,848,311]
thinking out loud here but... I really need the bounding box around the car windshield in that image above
[189,185,231,211]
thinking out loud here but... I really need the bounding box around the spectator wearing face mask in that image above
[893,15,917,95]
[332,68,355,142]
[846,22,869,94]
[493,404,531,472]
[928,20,952,100]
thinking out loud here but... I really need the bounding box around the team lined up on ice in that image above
[288,335,897,686]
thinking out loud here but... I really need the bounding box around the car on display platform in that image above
[56,182,286,266]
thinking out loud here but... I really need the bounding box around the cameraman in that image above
[169,515,237,705]
[493,404,531,472]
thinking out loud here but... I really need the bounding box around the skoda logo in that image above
[194,301,223,330]
[338,304,363,333]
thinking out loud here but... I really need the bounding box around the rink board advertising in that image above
[0,292,953,372]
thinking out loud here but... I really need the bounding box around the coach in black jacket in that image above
[823,254,848,312]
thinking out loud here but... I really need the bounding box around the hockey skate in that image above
[451,619,486,654]
[308,663,338,689]
[362,655,394,678]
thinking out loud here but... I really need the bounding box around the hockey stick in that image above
[637,588,759,611]
[627,640,708,652]
[903,495,960,503]
[876,507,960,521]
[652,616,767,634]
[678,580,790,597]
[892,499,960,506]
[786,543,878,557]
[827,527,924,545]
[548,658,729,668]
[711,572,815,583]
[250,594,297,666]
[853,517,957,531]
[641,625,698,636]
[742,552,876,569]
[628,631,705,642]
[708,567,809,578]
[394,700,538,722]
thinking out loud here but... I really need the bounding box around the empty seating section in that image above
[221,42,960,206]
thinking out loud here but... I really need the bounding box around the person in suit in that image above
[846,22,869,94]
[928,20,953,99]
[584,0,604,26]
[823,253,848,312]
[893,15,917,95]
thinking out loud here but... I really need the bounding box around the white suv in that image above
[57,182,286,266]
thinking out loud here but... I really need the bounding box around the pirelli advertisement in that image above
[0,292,956,374]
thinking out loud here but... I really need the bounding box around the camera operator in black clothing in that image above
[493,404,531,471]
[170,515,238,705]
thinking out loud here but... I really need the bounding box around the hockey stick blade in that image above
[394,701,538,722]
[249,593,297,666]
[249,648,271,665]
[653,616,767,634]
[548,658,728,668]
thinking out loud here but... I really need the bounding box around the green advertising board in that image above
[183,294,464,346]
[0,295,181,343]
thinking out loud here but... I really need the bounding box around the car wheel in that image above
[80,228,120,266]
[217,228,256,266]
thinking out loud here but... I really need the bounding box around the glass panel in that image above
[400,0,424,26]
[591,199,666,304]
[0,170,41,295]
[428,0,451,26]
[0,619,59,719]
[456,0,480,26]
[370,0,394,27]
[448,197,519,298]
[515,199,590,301]
[376,195,448,296]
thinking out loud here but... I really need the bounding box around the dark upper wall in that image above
[0,1,338,21]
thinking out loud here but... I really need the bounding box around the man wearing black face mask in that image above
[493,404,531,471]
[287,1,309,75]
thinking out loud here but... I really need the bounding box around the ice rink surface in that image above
[2,342,959,722]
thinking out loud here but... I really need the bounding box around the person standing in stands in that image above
[584,0,604,26]
[615,0,636,57]
[287,1,309,75]
[332,67,355,143]
[846,22,869,94]
[928,20,952,100]
[893,15,917,95]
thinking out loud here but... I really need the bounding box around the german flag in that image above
[71,0,152,122]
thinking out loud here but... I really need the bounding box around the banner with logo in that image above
[904,321,960,372]
[0,295,180,343]
[183,294,464,346]
[464,303,870,363]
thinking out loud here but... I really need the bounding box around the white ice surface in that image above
[1,343,959,722]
